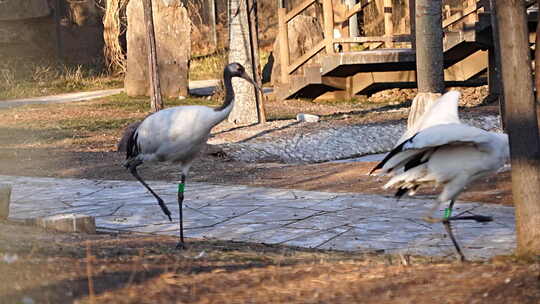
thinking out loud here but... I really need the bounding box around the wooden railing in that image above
[278,0,415,83]
[277,0,506,84]
[442,0,487,29]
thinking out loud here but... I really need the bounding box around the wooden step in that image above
[350,50,488,95]
[321,48,417,77]
[275,65,347,100]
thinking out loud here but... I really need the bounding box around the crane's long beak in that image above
[240,72,263,93]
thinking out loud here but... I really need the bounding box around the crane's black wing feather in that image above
[118,121,142,159]
[126,130,140,160]
[369,133,418,174]
[403,150,430,171]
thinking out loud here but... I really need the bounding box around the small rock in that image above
[296,113,319,123]
[2,253,18,264]
[37,213,96,234]
[21,296,34,304]
[194,250,207,259]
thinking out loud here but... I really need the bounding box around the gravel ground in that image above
[214,113,502,164]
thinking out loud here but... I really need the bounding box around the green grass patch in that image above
[105,93,220,111]
[54,93,221,134]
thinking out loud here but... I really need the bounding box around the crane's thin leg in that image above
[176,174,186,249]
[128,165,172,221]
[442,200,466,262]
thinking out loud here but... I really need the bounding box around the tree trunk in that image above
[246,0,266,123]
[407,0,444,131]
[208,0,218,50]
[142,0,163,112]
[534,0,540,104]
[228,0,259,125]
[495,0,540,257]
[488,0,505,130]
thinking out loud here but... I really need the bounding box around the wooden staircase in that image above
[274,0,537,100]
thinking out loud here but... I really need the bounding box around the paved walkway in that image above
[0,80,272,109]
[1,175,515,260]
[0,89,125,109]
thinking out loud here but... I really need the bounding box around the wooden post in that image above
[208,0,218,50]
[488,0,505,130]
[495,0,540,258]
[340,3,351,52]
[323,0,335,54]
[443,4,451,19]
[246,0,266,123]
[535,0,540,105]
[278,7,290,83]
[346,0,359,45]
[384,0,394,47]
[409,0,416,49]
[142,0,163,112]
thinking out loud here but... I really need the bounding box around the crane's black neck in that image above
[215,69,234,112]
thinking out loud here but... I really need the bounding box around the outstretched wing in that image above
[402,123,494,151]
[370,123,493,174]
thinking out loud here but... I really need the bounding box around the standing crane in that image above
[120,63,260,249]
[370,91,509,261]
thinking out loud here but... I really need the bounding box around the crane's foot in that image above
[175,241,186,250]
[448,215,493,223]
[422,216,442,223]
[422,215,493,224]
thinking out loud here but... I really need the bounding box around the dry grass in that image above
[1,221,539,304]
[189,52,228,81]
[0,60,122,100]
[102,0,129,75]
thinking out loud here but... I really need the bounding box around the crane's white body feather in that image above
[373,91,509,214]
[135,103,232,166]
[397,90,461,144]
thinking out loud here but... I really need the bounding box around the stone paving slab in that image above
[0,175,515,260]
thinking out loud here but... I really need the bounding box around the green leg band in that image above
[178,183,185,193]
[444,207,452,219]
